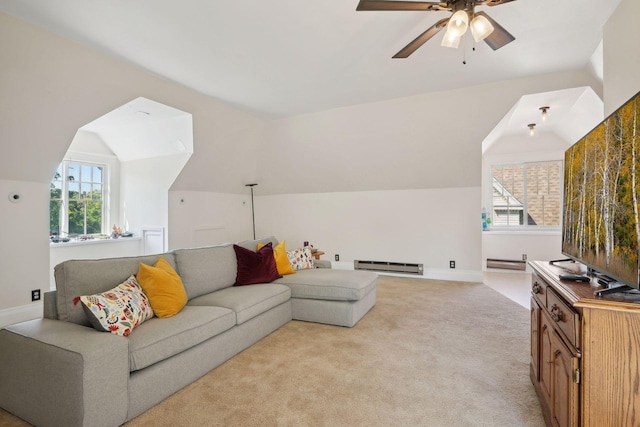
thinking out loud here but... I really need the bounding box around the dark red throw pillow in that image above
[233,242,282,286]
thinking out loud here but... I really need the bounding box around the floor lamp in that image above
[245,183,257,239]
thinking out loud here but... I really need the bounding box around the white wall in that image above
[0,12,263,326]
[482,232,563,271]
[168,191,253,249]
[49,239,142,289]
[0,180,49,325]
[603,0,640,116]
[247,70,599,284]
[257,70,601,196]
[256,188,482,282]
[481,141,566,270]
[121,153,191,250]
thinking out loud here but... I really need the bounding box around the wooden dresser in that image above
[529,261,640,427]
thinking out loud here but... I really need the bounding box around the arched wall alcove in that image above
[49,97,193,287]
[481,86,604,271]
[80,97,193,241]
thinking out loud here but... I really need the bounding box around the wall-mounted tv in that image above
[562,90,640,292]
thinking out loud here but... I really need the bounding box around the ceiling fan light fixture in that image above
[528,123,536,136]
[446,10,469,38]
[470,14,494,42]
[441,30,462,48]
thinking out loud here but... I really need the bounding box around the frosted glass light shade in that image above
[446,10,469,37]
[470,15,494,42]
[441,30,462,48]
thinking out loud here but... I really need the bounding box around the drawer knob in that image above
[532,283,542,294]
[551,304,564,322]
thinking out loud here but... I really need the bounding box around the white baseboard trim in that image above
[0,302,42,329]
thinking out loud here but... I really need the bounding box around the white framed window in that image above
[50,160,107,237]
[491,160,562,228]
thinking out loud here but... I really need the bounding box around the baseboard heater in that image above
[486,258,526,271]
[354,260,424,275]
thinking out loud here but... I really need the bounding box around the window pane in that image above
[68,164,79,182]
[528,195,561,227]
[93,184,102,200]
[94,167,102,183]
[68,201,84,235]
[80,183,88,198]
[525,162,562,226]
[86,200,102,234]
[549,162,561,194]
[51,160,107,237]
[50,180,62,200]
[491,160,562,228]
[492,164,525,226]
[68,181,79,197]
[49,200,62,235]
[81,165,92,181]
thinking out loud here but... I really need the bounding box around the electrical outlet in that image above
[522,254,527,261]
[450,261,455,269]
[31,289,41,302]
[335,254,340,261]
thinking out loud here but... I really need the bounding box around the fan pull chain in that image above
[462,33,467,64]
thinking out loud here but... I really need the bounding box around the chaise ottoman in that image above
[275,268,377,327]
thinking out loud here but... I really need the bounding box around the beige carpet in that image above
[0,276,544,427]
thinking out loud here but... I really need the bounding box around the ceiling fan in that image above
[356,0,516,58]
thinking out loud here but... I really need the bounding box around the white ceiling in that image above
[0,0,622,119]
[483,86,604,155]
[80,97,193,162]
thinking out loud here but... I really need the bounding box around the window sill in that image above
[50,236,140,248]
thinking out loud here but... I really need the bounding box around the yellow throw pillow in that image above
[137,256,188,318]
[258,240,295,276]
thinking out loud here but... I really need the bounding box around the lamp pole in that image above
[245,184,257,239]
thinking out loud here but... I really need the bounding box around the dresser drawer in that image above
[531,273,547,307]
[546,287,580,349]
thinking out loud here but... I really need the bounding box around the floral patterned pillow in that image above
[76,275,154,336]
[287,247,315,271]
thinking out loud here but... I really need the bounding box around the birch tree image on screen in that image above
[563,92,640,285]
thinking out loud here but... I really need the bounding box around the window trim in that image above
[489,160,563,231]
[51,159,109,237]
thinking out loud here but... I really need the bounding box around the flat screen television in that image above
[562,90,640,293]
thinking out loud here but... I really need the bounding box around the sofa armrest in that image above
[314,259,332,269]
[43,290,58,319]
[0,318,129,427]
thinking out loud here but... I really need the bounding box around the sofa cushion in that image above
[258,240,295,276]
[54,254,177,326]
[127,305,235,372]
[173,244,237,299]
[137,256,188,318]
[287,246,315,270]
[188,284,291,325]
[233,243,281,286]
[79,275,154,336]
[275,269,378,301]
[235,236,278,251]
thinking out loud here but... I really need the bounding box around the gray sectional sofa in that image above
[0,237,377,427]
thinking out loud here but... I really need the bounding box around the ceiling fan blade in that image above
[477,0,517,6]
[357,1,445,11]
[476,11,515,50]
[393,18,448,58]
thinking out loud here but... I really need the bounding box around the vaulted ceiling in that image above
[0,0,621,119]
